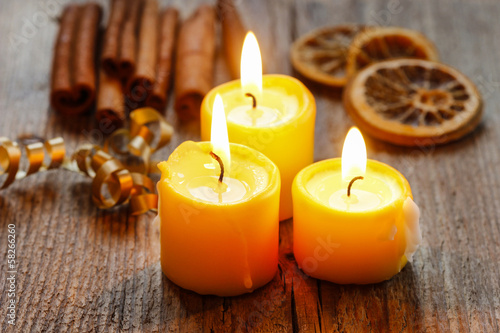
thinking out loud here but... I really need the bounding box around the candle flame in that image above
[211,94,231,173]
[241,31,262,97]
[342,127,367,180]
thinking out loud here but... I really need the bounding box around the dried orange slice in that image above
[343,59,482,146]
[346,27,439,78]
[290,25,363,87]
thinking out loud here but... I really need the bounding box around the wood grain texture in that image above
[1,0,500,332]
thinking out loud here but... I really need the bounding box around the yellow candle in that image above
[201,32,315,221]
[157,95,280,296]
[292,128,421,284]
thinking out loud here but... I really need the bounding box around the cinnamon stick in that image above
[146,8,179,112]
[96,69,126,128]
[174,5,216,120]
[50,3,102,115]
[118,0,143,80]
[101,0,127,77]
[217,0,247,79]
[126,0,159,108]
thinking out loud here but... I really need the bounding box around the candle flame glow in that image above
[211,94,231,174]
[241,31,262,97]
[342,127,367,180]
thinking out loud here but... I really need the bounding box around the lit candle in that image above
[292,127,421,284]
[201,32,315,221]
[157,95,280,296]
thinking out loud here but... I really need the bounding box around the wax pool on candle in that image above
[307,171,395,212]
[157,141,280,296]
[224,88,298,126]
[292,128,421,284]
[187,175,247,203]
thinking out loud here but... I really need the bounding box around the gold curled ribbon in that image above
[129,173,157,216]
[0,108,173,215]
[91,154,133,209]
[130,107,174,152]
[71,144,100,177]
[0,137,21,189]
[45,137,66,169]
[24,142,44,175]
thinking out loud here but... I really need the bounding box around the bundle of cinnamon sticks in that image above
[50,3,102,116]
[50,0,247,126]
[98,0,179,126]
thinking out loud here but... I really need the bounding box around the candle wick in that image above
[245,93,257,109]
[210,151,224,183]
[347,176,364,197]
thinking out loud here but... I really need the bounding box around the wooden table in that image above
[1,0,499,332]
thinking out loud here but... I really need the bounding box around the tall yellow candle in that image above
[158,95,280,296]
[201,32,315,221]
[292,128,421,284]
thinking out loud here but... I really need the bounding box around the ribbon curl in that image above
[0,107,173,215]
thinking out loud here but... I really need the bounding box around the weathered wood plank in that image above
[0,0,500,332]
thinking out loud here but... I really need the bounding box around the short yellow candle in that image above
[158,95,280,296]
[201,32,315,221]
[292,128,421,284]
